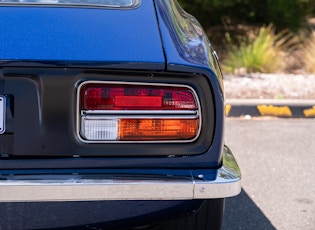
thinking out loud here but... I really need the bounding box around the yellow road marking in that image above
[257,105,292,117]
[303,106,315,117]
[225,104,231,116]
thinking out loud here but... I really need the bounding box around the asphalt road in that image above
[222,118,315,230]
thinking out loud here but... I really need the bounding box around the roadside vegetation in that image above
[303,32,315,73]
[178,0,315,74]
[222,25,299,74]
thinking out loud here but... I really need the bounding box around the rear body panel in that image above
[0,68,219,168]
[0,0,240,229]
[0,0,164,69]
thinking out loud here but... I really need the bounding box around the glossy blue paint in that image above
[0,1,165,68]
[155,0,223,90]
[155,0,226,166]
[155,0,210,66]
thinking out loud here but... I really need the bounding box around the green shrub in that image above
[259,0,311,33]
[179,0,312,33]
[222,25,298,74]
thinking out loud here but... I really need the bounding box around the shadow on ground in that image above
[222,189,276,230]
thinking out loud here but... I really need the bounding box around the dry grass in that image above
[221,24,299,74]
[303,32,315,73]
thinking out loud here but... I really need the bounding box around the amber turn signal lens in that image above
[118,119,199,140]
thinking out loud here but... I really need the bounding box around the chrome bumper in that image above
[0,146,241,202]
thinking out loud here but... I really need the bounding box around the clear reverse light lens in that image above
[81,118,118,140]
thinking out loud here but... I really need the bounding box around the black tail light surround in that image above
[0,69,216,161]
[77,81,202,143]
[73,71,215,157]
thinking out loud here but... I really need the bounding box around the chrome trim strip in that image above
[82,114,198,120]
[84,110,198,115]
[0,146,241,202]
[0,95,5,135]
[194,146,241,199]
[0,0,141,8]
[76,81,202,144]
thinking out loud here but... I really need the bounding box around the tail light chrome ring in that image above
[76,81,202,143]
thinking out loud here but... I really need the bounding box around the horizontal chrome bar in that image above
[84,110,198,115]
[0,146,241,202]
[82,114,199,120]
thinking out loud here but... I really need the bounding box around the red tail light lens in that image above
[81,84,197,110]
[78,82,201,142]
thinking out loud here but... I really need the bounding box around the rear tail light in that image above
[77,82,201,142]
[81,84,197,110]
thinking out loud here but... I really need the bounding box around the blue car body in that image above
[0,0,164,66]
[0,0,240,229]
